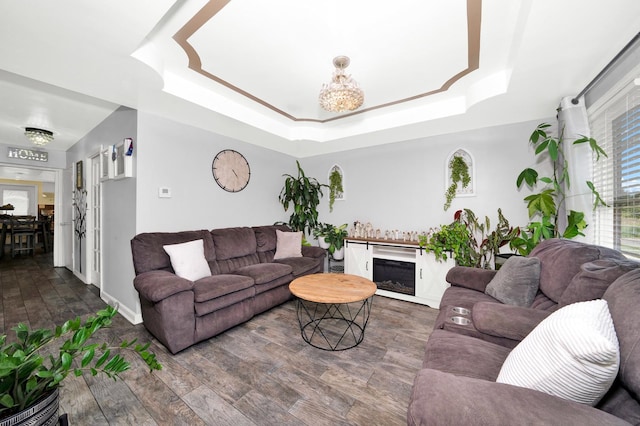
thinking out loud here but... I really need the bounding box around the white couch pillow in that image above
[163,239,211,281]
[497,299,619,406]
[273,230,303,259]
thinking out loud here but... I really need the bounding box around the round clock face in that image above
[212,149,251,192]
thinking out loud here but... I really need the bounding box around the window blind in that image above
[590,83,640,256]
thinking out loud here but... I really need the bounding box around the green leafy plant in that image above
[0,305,161,418]
[444,156,470,211]
[312,223,333,241]
[328,168,343,213]
[511,123,608,255]
[324,223,348,256]
[279,161,328,236]
[419,221,474,266]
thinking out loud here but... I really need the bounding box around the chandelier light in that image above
[319,56,364,113]
[24,127,54,146]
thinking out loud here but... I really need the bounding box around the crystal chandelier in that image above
[24,127,54,146]
[319,56,364,113]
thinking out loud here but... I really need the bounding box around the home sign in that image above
[7,147,48,162]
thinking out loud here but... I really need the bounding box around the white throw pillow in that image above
[496,299,619,406]
[273,230,303,259]
[163,239,211,281]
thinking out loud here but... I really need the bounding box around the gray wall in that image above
[300,119,548,239]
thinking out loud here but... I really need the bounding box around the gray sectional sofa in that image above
[131,225,325,354]
[408,239,640,425]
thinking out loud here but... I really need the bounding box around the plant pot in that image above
[318,239,330,250]
[0,388,59,426]
[332,247,344,261]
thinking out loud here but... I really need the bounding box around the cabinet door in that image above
[344,242,372,279]
[415,250,454,308]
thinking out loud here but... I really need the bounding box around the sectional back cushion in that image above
[253,225,291,252]
[131,230,217,275]
[211,227,260,273]
[529,239,625,303]
[559,258,640,307]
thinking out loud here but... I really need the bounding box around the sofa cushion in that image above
[423,329,511,382]
[193,274,254,302]
[253,225,291,252]
[603,269,640,401]
[274,230,303,259]
[163,239,212,282]
[485,256,540,307]
[497,299,619,406]
[210,227,257,260]
[131,230,216,275]
[234,262,293,285]
[559,259,640,307]
[530,239,625,303]
[274,256,322,277]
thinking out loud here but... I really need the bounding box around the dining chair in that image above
[10,215,37,257]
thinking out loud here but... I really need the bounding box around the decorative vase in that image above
[0,388,60,426]
[332,247,344,261]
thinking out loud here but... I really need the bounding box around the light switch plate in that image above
[158,187,171,198]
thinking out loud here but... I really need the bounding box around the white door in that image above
[90,155,101,289]
[62,165,73,271]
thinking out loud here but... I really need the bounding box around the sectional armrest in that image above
[301,245,326,259]
[471,302,552,343]
[408,369,629,426]
[134,270,194,303]
[446,266,497,292]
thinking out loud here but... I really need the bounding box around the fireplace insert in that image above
[373,258,415,296]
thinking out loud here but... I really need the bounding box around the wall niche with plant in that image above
[444,149,474,211]
[328,164,344,213]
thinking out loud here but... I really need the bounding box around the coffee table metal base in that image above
[295,297,374,351]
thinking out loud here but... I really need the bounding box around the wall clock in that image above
[212,149,251,192]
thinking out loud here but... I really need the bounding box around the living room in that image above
[1,1,640,424]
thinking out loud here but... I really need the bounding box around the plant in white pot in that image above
[325,224,348,261]
[0,305,161,425]
[312,223,333,250]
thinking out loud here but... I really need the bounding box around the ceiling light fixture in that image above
[319,56,364,113]
[24,127,54,146]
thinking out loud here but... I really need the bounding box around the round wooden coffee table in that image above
[289,273,377,351]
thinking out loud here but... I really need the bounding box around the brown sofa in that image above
[408,239,640,424]
[131,225,325,354]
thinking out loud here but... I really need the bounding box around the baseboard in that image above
[100,290,143,325]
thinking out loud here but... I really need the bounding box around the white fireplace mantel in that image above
[344,238,454,309]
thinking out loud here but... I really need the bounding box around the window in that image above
[591,83,640,257]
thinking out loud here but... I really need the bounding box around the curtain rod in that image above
[571,32,640,105]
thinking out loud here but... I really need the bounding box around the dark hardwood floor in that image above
[0,253,438,425]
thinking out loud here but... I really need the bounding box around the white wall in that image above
[135,112,295,233]
[300,119,551,240]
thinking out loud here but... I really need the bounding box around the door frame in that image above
[86,152,102,290]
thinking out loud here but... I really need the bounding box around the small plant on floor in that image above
[0,305,161,420]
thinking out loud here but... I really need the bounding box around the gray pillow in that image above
[485,256,541,307]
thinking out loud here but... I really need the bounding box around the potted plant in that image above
[419,220,474,266]
[325,223,348,260]
[511,123,608,255]
[328,168,343,213]
[444,155,470,211]
[312,223,333,249]
[279,161,328,236]
[0,305,161,424]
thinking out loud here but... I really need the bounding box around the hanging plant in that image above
[328,168,343,212]
[444,155,470,211]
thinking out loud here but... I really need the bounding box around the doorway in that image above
[89,154,102,290]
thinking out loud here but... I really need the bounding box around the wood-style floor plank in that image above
[0,252,439,425]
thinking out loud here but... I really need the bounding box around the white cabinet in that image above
[344,241,372,279]
[415,249,454,308]
[345,238,454,309]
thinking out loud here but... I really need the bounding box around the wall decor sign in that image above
[7,147,48,162]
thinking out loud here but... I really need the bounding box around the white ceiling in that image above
[0,0,639,158]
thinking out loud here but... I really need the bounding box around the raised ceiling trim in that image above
[173,0,481,123]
